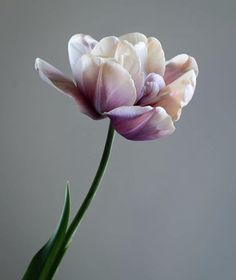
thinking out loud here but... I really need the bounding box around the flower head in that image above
[35,32,198,140]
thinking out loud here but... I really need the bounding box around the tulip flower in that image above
[23,32,199,280]
[35,32,198,141]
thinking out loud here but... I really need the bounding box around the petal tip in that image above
[35,57,42,71]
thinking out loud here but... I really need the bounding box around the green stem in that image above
[48,121,115,278]
[66,120,115,243]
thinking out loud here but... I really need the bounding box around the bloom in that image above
[35,32,198,140]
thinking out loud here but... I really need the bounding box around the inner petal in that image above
[114,40,144,101]
[138,73,165,106]
[119,32,147,45]
[145,37,165,76]
[91,36,119,58]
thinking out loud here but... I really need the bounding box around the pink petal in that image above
[145,37,165,76]
[68,34,97,76]
[154,94,182,121]
[35,58,101,119]
[107,106,175,141]
[164,54,199,85]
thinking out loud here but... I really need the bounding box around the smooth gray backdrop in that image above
[1,0,235,279]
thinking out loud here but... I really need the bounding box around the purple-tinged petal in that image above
[35,58,101,119]
[95,61,137,113]
[164,54,199,85]
[75,55,137,113]
[145,37,165,76]
[35,58,77,95]
[138,73,165,106]
[68,34,97,76]
[107,106,175,141]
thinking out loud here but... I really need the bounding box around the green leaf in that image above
[22,183,71,280]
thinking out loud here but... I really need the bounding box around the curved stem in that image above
[48,121,115,278]
[66,120,115,244]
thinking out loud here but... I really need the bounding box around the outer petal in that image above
[75,55,137,113]
[68,34,97,76]
[164,54,199,85]
[35,58,101,119]
[145,37,165,76]
[91,36,119,58]
[107,106,175,141]
[152,69,197,121]
[74,54,102,102]
[95,61,137,113]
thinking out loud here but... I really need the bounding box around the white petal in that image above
[92,37,144,101]
[114,40,144,100]
[164,69,197,107]
[119,32,147,45]
[68,34,97,75]
[91,36,119,58]
[134,42,148,71]
[145,37,165,75]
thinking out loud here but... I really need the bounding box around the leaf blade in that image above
[22,183,71,280]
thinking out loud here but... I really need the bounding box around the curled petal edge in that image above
[164,54,199,85]
[106,106,175,141]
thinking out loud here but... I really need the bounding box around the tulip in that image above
[35,32,198,140]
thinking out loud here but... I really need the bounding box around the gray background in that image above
[0,0,235,279]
